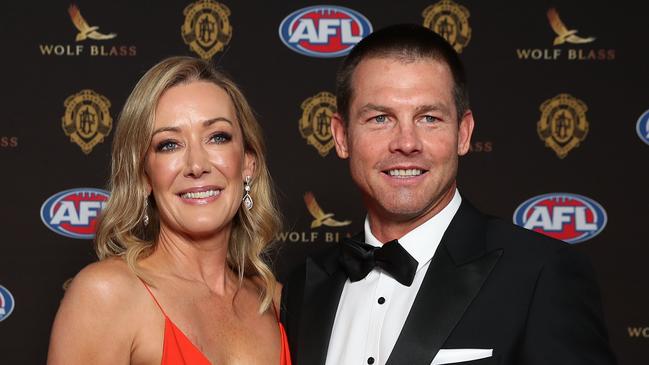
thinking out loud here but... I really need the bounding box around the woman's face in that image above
[144,80,253,239]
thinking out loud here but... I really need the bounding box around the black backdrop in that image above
[1,1,647,364]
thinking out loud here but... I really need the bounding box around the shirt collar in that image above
[364,188,462,272]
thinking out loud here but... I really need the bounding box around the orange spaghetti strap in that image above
[273,299,293,365]
[272,299,280,320]
[138,277,168,317]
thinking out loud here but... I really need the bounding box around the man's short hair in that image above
[336,23,469,123]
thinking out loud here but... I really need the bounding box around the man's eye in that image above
[210,132,232,144]
[374,115,388,123]
[423,115,439,123]
[156,140,178,152]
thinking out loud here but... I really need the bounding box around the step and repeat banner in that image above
[0,0,647,363]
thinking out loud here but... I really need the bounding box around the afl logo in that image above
[279,5,372,58]
[637,109,649,145]
[513,193,607,244]
[40,188,109,239]
[0,285,15,322]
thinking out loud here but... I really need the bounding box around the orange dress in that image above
[141,281,291,365]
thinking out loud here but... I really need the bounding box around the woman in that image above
[48,56,290,365]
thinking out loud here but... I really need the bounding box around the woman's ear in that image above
[243,152,256,179]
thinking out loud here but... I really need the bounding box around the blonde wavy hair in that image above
[95,56,281,312]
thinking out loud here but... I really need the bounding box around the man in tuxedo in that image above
[281,24,615,365]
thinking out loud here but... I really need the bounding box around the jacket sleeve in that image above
[519,247,616,364]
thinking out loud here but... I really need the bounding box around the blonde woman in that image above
[48,57,290,365]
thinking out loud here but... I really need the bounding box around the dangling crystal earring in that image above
[243,176,253,210]
[143,197,150,226]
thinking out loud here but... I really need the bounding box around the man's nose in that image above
[389,122,422,155]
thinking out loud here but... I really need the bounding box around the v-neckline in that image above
[163,316,213,364]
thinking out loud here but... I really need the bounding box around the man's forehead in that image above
[354,55,451,74]
[350,57,454,105]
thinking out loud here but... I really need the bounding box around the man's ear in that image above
[457,110,475,156]
[243,151,256,179]
[331,112,349,159]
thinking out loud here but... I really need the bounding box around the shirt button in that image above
[378,297,386,304]
[367,357,375,364]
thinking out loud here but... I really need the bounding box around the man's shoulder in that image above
[463,201,572,261]
[277,242,341,284]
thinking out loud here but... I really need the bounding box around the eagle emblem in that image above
[304,192,351,229]
[547,8,595,46]
[68,4,116,42]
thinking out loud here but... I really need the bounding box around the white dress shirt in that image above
[325,189,462,365]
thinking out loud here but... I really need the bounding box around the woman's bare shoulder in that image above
[67,258,141,301]
[47,258,145,364]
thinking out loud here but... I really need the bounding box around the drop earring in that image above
[243,176,253,210]
[143,197,150,226]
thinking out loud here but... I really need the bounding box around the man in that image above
[281,24,615,365]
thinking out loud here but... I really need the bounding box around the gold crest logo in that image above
[422,0,471,53]
[304,192,351,229]
[299,91,337,157]
[62,89,112,154]
[181,0,232,60]
[537,93,589,159]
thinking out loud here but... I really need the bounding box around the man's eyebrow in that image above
[356,103,451,116]
[357,103,394,115]
[413,103,451,115]
[151,117,233,136]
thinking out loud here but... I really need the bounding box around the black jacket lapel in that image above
[387,201,503,365]
[297,248,348,365]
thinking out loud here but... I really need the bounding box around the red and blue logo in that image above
[637,109,649,145]
[513,193,607,244]
[279,5,372,58]
[0,285,14,322]
[40,188,109,239]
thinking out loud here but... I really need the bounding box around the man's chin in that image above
[377,203,432,223]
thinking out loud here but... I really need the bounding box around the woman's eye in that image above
[210,132,232,144]
[156,140,178,152]
[374,115,388,123]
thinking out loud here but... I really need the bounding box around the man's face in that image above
[331,57,473,223]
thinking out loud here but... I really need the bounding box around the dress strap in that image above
[138,277,168,317]
[271,299,281,321]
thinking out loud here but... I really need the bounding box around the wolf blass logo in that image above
[1,136,18,148]
[628,326,649,338]
[277,230,351,243]
[39,4,136,57]
[468,141,492,153]
[276,192,352,243]
[516,8,614,61]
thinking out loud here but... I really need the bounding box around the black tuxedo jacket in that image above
[280,200,616,365]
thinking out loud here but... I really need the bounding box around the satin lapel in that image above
[297,252,347,365]
[386,201,503,365]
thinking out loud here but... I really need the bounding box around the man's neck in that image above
[367,186,457,243]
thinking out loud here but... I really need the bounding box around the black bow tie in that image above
[339,237,419,286]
